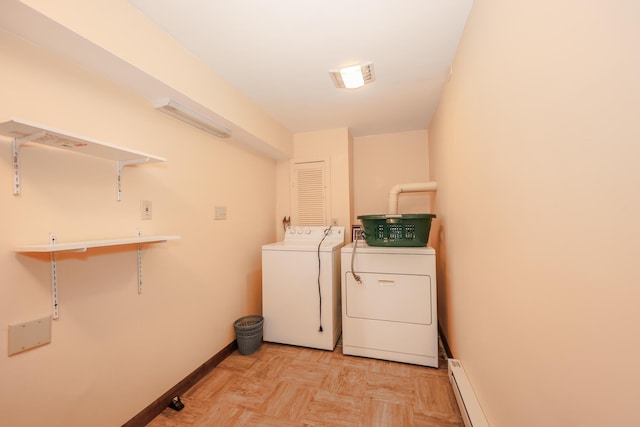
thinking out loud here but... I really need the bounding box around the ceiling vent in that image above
[330,63,375,89]
[153,98,232,139]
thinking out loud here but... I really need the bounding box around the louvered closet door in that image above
[291,160,329,226]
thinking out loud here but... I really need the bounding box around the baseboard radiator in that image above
[448,358,490,427]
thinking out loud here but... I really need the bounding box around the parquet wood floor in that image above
[146,340,464,426]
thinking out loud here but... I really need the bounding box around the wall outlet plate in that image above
[8,315,52,356]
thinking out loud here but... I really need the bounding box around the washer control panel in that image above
[284,226,344,244]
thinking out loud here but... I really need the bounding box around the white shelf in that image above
[0,118,166,199]
[0,118,165,162]
[14,235,180,253]
[15,233,180,319]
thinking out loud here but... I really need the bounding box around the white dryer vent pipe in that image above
[388,182,437,214]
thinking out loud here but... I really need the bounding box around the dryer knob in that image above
[304,228,311,234]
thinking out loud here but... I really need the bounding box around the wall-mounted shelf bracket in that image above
[137,230,144,294]
[117,158,150,202]
[49,233,59,319]
[12,131,44,195]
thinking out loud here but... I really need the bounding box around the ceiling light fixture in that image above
[329,63,375,89]
[153,98,232,139]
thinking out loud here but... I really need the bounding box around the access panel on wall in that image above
[290,159,330,226]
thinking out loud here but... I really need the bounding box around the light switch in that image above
[214,205,227,220]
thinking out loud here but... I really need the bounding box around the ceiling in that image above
[128,0,473,137]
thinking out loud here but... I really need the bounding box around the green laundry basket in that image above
[234,315,264,355]
[358,213,436,247]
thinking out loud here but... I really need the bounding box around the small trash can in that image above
[234,315,264,355]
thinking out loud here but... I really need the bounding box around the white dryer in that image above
[341,243,438,367]
[262,226,345,350]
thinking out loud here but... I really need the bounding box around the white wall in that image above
[429,1,640,426]
[353,130,431,221]
[0,29,277,427]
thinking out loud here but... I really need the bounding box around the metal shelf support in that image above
[49,233,59,319]
[116,158,149,201]
[12,132,44,195]
[137,230,144,294]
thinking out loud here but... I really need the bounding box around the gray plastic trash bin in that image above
[234,315,264,355]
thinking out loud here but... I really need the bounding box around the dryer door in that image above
[344,272,432,325]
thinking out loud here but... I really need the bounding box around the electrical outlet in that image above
[141,200,152,220]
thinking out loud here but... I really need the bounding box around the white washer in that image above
[262,226,345,350]
[341,243,438,367]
